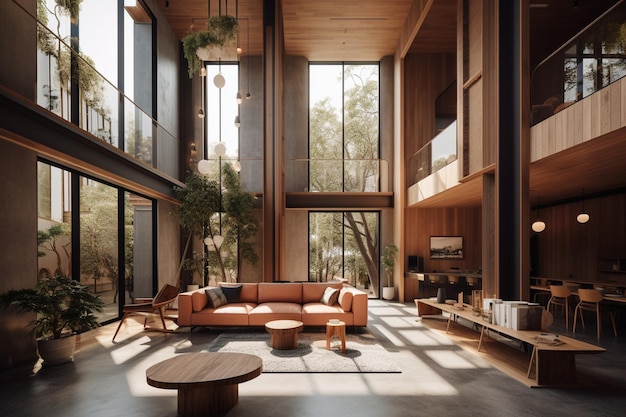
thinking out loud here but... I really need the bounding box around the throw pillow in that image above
[338,288,353,311]
[221,284,243,303]
[320,287,340,306]
[205,287,228,308]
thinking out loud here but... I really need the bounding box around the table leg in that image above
[477,325,486,352]
[178,384,238,417]
[527,347,536,378]
[535,350,576,386]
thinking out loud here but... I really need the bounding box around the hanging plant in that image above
[182,15,238,78]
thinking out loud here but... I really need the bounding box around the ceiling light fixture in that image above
[577,189,590,224]
[532,197,546,233]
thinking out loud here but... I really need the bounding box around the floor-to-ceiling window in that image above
[309,212,379,297]
[37,160,156,324]
[308,63,381,297]
[200,62,241,284]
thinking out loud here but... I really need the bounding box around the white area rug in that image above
[204,332,401,373]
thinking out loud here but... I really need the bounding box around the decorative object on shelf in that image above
[436,287,447,304]
[429,236,463,259]
[0,275,104,366]
[381,243,398,300]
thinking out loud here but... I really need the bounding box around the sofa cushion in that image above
[206,287,228,308]
[320,287,340,305]
[248,302,302,325]
[338,287,353,311]
[220,284,243,303]
[302,303,353,326]
[302,282,342,303]
[191,290,209,312]
[257,282,302,304]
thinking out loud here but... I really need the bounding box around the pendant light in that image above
[577,189,590,224]
[213,58,225,88]
[532,197,546,233]
[198,67,206,118]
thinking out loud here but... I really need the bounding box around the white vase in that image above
[187,284,200,292]
[37,335,76,366]
[382,287,395,300]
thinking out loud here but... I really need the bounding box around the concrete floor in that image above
[1,300,625,417]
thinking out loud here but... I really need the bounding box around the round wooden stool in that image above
[265,319,303,350]
[326,320,346,353]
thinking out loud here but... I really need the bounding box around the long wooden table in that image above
[146,352,262,417]
[416,298,605,387]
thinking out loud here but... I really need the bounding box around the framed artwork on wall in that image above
[429,236,463,259]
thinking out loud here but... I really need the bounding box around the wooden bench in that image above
[415,298,605,387]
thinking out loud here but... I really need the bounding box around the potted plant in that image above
[381,243,398,300]
[0,275,104,366]
[182,14,238,78]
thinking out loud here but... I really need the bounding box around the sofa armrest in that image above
[177,291,194,326]
[342,285,368,326]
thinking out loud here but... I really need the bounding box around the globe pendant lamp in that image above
[576,189,590,224]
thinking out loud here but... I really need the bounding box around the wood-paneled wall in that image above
[403,53,456,157]
[531,76,626,162]
[533,193,626,285]
[404,206,482,273]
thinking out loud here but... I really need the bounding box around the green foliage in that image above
[221,163,259,267]
[38,223,71,276]
[55,0,83,21]
[173,173,221,239]
[381,243,398,287]
[173,164,258,283]
[182,15,238,78]
[0,276,104,340]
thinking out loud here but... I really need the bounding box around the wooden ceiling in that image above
[157,0,416,60]
[157,1,626,208]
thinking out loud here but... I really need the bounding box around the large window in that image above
[309,63,380,192]
[309,212,379,297]
[307,64,381,297]
[37,160,155,323]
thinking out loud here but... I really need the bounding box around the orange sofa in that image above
[177,281,368,328]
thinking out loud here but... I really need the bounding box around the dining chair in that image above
[546,285,573,329]
[112,284,180,342]
[573,288,617,339]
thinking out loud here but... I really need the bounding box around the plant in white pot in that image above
[182,15,238,78]
[0,275,104,366]
[381,243,398,300]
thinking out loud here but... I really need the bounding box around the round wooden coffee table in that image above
[264,319,304,349]
[146,352,262,417]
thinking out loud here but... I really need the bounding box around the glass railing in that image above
[17,0,179,179]
[285,158,390,193]
[531,1,626,126]
[407,121,457,188]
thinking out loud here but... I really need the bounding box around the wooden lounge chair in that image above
[112,284,180,342]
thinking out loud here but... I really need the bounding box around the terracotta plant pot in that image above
[37,335,76,366]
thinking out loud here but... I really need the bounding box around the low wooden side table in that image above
[265,319,304,349]
[326,320,346,353]
[146,352,262,417]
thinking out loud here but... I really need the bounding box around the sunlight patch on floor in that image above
[368,306,405,316]
[425,350,477,369]
[378,315,417,328]
[398,329,452,346]
[109,336,153,364]
[372,323,405,346]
